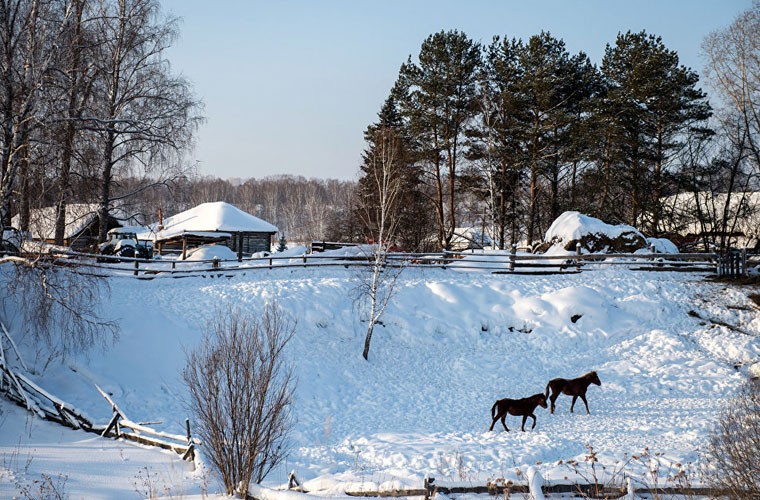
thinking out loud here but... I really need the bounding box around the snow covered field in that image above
[2,260,760,498]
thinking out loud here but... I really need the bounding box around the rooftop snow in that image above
[149,202,278,241]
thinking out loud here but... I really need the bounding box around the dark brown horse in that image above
[545,371,601,414]
[489,393,548,432]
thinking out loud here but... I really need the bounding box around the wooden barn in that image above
[12,204,123,252]
[146,202,278,259]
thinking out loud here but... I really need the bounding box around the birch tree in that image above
[357,124,405,360]
[0,0,59,232]
[89,0,201,242]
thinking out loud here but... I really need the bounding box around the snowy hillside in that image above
[2,262,760,498]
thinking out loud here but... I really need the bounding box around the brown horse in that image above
[489,393,548,432]
[545,371,601,414]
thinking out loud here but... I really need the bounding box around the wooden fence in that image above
[0,321,197,462]
[420,477,742,499]
[4,247,727,280]
[279,474,744,499]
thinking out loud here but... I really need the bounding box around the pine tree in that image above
[601,31,711,233]
[466,35,527,249]
[395,30,481,250]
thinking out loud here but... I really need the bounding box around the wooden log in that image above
[119,418,190,443]
[102,412,120,438]
[118,430,189,455]
[94,384,127,419]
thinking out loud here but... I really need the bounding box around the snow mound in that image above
[539,211,646,254]
[645,237,679,254]
[182,244,237,261]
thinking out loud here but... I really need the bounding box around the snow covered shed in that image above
[148,202,278,258]
[11,204,123,252]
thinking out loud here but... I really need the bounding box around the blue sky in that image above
[160,0,752,181]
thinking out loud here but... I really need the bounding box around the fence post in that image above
[575,242,582,272]
[182,417,195,462]
[509,244,516,272]
[424,476,435,500]
[742,247,747,277]
[212,256,219,270]
[133,259,139,277]
[303,254,307,267]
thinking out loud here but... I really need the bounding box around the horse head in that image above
[536,393,548,409]
[588,371,601,386]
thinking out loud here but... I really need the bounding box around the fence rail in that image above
[2,247,729,280]
[420,477,744,499]
[279,474,745,499]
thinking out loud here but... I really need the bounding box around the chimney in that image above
[157,207,164,231]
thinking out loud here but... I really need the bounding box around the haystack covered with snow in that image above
[539,211,646,254]
[146,201,278,257]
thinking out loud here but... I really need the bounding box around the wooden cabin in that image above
[146,202,278,259]
[12,204,122,252]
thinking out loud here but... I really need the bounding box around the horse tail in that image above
[491,400,498,419]
[545,381,551,398]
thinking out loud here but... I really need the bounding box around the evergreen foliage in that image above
[352,27,721,251]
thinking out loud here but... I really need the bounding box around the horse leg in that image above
[549,392,559,414]
[489,414,498,431]
[570,395,578,413]
[521,415,528,432]
[529,414,537,430]
[501,414,509,432]
[580,394,590,414]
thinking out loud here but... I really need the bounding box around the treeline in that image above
[346,14,760,252]
[0,0,202,245]
[2,2,758,254]
[125,174,356,245]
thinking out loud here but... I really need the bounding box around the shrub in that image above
[183,303,295,497]
[704,381,760,498]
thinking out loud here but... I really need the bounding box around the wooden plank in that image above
[94,384,127,419]
[120,418,190,443]
[118,431,189,455]
[344,489,427,497]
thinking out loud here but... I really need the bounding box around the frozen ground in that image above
[1,260,760,498]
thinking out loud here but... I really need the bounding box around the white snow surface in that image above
[2,263,760,498]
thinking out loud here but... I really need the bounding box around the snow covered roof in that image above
[149,202,278,241]
[10,204,124,240]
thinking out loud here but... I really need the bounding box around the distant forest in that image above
[1,0,758,252]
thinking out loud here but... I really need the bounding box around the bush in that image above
[183,303,295,497]
[704,381,760,498]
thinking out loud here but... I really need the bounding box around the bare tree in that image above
[183,303,295,497]
[89,0,202,242]
[703,3,760,172]
[0,0,60,231]
[50,0,99,246]
[1,257,119,364]
[704,381,760,498]
[357,126,405,360]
